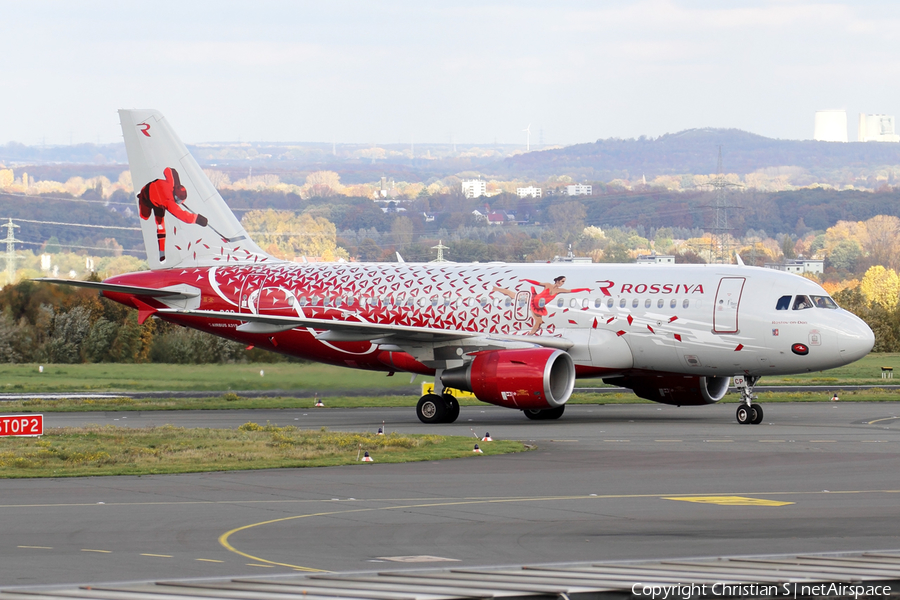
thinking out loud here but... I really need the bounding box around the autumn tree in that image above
[240,209,348,261]
[860,265,900,310]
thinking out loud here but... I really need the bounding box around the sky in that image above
[1,0,899,146]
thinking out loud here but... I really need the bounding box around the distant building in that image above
[858,114,900,142]
[487,211,506,225]
[814,110,848,142]
[764,257,824,275]
[539,246,592,264]
[462,180,487,198]
[517,186,542,198]
[566,184,592,196]
[636,254,675,265]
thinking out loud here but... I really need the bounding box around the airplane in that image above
[38,109,875,425]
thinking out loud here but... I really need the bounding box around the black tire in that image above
[736,404,752,425]
[750,403,764,425]
[416,394,447,424]
[442,394,460,423]
[523,405,566,421]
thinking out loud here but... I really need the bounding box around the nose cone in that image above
[839,312,875,364]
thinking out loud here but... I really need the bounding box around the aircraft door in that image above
[514,291,531,321]
[239,270,270,315]
[713,277,745,334]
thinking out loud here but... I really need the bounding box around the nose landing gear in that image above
[734,375,763,425]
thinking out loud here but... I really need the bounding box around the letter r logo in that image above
[138,122,151,137]
[596,280,615,296]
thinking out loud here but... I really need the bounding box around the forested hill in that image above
[496,129,900,180]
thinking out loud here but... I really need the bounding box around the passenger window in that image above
[793,295,813,310]
[539,298,546,308]
[505,298,512,307]
[431,297,439,307]
[683,299,690,309]
[775,295,792,311]
[582,298,590,309]
[570,299,579,308]
[619,298,626,308]
[480,297,488,307]
[632,299,639,308]
[607,298,614,308]
[594,298,603,308]
[811,295,838,309]
[299,297,308,306]
[644,299,652,308]
[670,298,676,309]
[657,299,664,309]
[557,298,564,307]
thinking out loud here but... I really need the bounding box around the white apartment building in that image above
[566,184,592,196]
[461,180,487,199]
[764,258,824,275]
[516,186,542,198]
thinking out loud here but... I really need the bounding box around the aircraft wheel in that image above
[416,394,447,424]
[442,394,460,423]
[523,405,565,421]
[750,403,764,425]
[736,404,752,425]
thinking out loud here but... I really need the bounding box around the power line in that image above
[0,191,133,206]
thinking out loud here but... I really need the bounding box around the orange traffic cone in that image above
[473,444,483,454]
[362,451,374,462]
[481,432,493,441]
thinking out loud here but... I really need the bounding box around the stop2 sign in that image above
[0,414,43,437]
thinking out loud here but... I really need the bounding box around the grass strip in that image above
[3,388,899,414]
[3,353,900,395]
[0,423,527,478]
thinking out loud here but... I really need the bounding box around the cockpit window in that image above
[775,295,791,311]
[792,295,813,310]
[811,295,838,309]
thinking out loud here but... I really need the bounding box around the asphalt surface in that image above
[3,384,900,401]
[3,402,900,589]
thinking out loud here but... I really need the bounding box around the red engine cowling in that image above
[607,375,730,406]
[441,348,575,410]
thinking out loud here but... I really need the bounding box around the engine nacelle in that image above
[442,348,575,410]
[605,375,731,406]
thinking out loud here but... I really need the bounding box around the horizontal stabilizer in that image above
[33,278,199,299]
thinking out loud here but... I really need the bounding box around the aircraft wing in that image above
[157,308,574,350]
[32,278,199,299]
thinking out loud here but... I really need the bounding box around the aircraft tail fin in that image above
[118,109,271,270]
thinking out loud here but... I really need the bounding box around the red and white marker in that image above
[315,395,324,407]
[481,432,493,441]
[361,451,374,462]
[473,444,483,454]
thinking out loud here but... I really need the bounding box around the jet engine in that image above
[442,348,575,410]
[605,374,730,406]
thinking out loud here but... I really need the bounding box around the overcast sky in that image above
[1,1,898,146]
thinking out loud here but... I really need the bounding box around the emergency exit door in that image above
[713,277,745,334]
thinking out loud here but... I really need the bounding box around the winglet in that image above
[735,252,745,266]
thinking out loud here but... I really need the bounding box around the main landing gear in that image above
[735,375,764,425]
[416,393,460,424]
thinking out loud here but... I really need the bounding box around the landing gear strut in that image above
[735,376,764,425]
[415,393,460,424]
